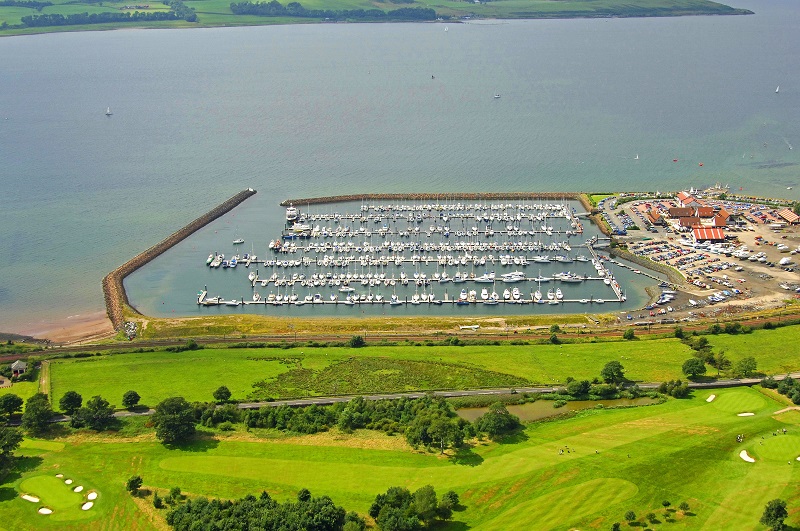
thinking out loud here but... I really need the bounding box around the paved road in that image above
[15,371,794,427]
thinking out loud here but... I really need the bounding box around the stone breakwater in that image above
[281,192,587,207]
[610,248,685,286]
[102,189,257,330]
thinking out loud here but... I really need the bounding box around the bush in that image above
[122,390,141,409]
[674,326,685,339]
[348,335,366,348]
[549,333,560,344]
[761,376,779,389]
[213,385,232,403]
[549,324,561,333]
[153,492,163,508]
[624,510,636,521]
[622,328,635,340]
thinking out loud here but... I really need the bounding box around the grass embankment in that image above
[1,386,798,530]
[47,326,799,406]
[134,312,603,340]
[0,0,752,37]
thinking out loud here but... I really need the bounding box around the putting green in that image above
[711,389,767,413]
[18,475,96,522]
[20,476,82,510]
[480,478,638,530]
[754,434,800,462]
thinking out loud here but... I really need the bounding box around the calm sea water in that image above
[1,0,798,333]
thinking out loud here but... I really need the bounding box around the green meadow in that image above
[1,386,798,530]
[0,0,751,36]
[46,326,798,407]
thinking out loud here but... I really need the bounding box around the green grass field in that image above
[1,386,798,530]
[47,326,799,406]
[0,0,751,36]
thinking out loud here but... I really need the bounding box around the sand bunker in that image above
[21,494,40,503]
[87,492,98,501]
[737,412,755,417]
[81,502,94,511]
[73,486,84,493]
[740,450,756,462]
[55,474,63,478]
[797,456,800,462]
[706,394,716,402]
[38,507,53,515]
[64,479,73,485]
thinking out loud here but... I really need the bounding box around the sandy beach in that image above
[14,311,115,345]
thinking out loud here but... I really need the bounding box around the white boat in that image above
[502,289,511,300]
[286,205,299,223]
[595,299,605,304]
[512,287,521,300]
[547,288,555,300]
[776,86,780,93]
[233,238,245,245]
[555,288,563,300]
[493,94,501,99]
[534,289,542,302]
[206,253,214,265]
[105,107,112,116]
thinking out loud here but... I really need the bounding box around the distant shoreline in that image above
[0,1,754,39]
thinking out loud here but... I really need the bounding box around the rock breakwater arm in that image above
[102,189,257,330]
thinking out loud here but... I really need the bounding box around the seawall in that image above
[102,188,257,330]
[280,192,583,207]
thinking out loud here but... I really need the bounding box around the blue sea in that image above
[1,0,798,334]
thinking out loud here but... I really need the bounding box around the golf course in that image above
[1,385,799,529]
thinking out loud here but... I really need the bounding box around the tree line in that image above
[0,0,52,10]
[229,1,436,21]
[21,10,181,27]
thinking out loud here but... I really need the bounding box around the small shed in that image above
[10,360,28,377]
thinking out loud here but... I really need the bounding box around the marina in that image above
[196,198,632,311]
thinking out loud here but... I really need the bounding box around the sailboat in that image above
[105,107,112,116]
[634,154,639,160]
[776,86,780,93]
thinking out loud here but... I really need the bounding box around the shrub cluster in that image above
[658,380,690,398]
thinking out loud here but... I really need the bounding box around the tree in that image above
[475,402,520,439]
[662,500,671,512]
[297,487,312,502]
[411,485,439,526]
[440,490,459,510]
[427,417,459,454]
[623,328,635,340]
[600,361,626,383]
[212,385,232,403]
[674,326,685,339]
[735,356,757,378]
[126,475,143,495]
[122,390,141,409]
[549,324,561,333]
[679,501,690,512]
[624,510,636,522]
[21,393,53,435]
[715,350,731,375]
[0,394,23,419]
[611,524,621,531]
[682,358,706,378]
[760,499,788,530]
[153,492,164,508]
[59,391,83,415]
[152,397,196,444]
[72,395,116,431]
[0,426,23,474]
[549,333,560,344]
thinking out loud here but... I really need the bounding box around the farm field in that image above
[46,326,799,406]
[1,386,799,530]
[0,0,751,36]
